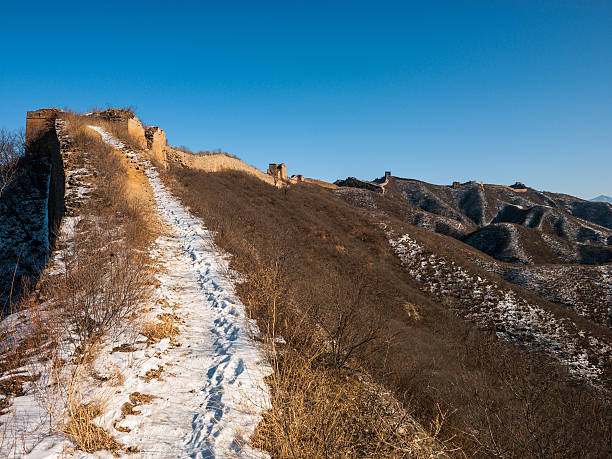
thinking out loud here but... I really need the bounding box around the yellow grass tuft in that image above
[62,402,122,455]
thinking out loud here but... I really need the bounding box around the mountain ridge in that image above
[335,174,612,265]
[591,194,612,204]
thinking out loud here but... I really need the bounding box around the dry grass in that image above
[141,313,180,345]
[162,167,612,458]
[144,367,163,382]
[61,402,122,455]
[45,139,154,349]
[161,168,453,456]
[23,111,157,452]
[119,393,157,418]
[254,348,448,458]
[62,109,142,153]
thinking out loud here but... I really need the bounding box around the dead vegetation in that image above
[51,111,156,349]
[253,350,448,458]
[141,313,180,345]
[163,167,612,458]
[0,128,25,200]
[163,168,453,457]
[61,402,122,455]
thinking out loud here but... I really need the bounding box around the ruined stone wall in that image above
[0,108,92,305]
[486,184,528,193]
[0,109,66,303]
[145,126,167,164]
[25,109,65,241]
[90,109,147,148]
[304,177,339,189]
[267,163,287,180]
[127,117,147,148]
[334,176,385,193]
[165,147,278,186]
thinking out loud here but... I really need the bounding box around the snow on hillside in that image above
[389,232,612,386]
[471,260,612,327]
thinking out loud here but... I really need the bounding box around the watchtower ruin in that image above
[93,109,147,149]
[267,163,287,180]
[145,126,167,163]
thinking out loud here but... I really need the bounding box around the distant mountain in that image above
[334,176,612,265]
[590,195,612,204]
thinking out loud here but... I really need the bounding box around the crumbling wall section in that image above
[334,176,385,193]
[25,108,66,244]
[0,109,65,303]
[267,163,287,180]
[91,109,147,148]
[145,126,167,164]
[0,109,88,305]
[127,117,147,148]
[165,147,278,186]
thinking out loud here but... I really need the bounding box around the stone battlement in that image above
[87,109,147,149]
[145,126,167,164]
[267,163,287,180]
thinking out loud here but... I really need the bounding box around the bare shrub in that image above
[42,363,122,456]
[55,114,154,338]
[309,271,379,369]
[0,128,25,199]
[49,121,153,347]
[55,225,150,348]
[0,111,157,456]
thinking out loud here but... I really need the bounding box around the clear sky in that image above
[1,1,610,199]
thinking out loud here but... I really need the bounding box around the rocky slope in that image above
[336,176,612,265]
[334,180,612,334]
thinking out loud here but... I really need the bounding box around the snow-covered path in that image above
[92,127,270,457]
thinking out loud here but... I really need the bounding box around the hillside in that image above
[0,109,610,458]
[336,176,612,264]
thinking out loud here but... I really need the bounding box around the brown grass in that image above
[0,110,160,456]
[119,393,157,418]
[144,367,163,382]
[141,313,180,345]
[161,167,612,457]
[254,349,448,458]
[50,113,157,348]
[62,402,122,455]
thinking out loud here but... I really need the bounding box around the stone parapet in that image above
[145,126,167,163]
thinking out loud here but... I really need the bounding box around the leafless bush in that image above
[56,223,150,348]
[0,128,25,199]
[51,114,154,349]
[253,349,448,458]
[309,272,379,369]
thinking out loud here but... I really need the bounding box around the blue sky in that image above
[1,1,610,198]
